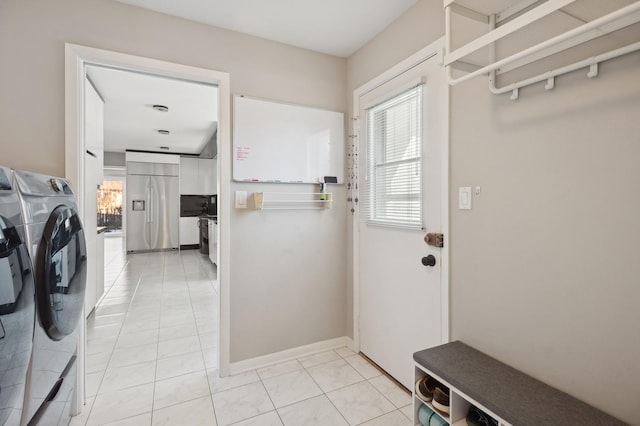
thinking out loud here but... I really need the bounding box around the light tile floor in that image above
[71,237,412,426]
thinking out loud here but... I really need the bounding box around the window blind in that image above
[365,85,423,229]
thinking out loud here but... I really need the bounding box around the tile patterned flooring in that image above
[70,237,412,425]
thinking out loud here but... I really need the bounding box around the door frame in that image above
[64,44,232,410]
[351,37,450,353]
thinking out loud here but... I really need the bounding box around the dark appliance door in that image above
[35,205,87,340]
[208,194,217,216]
[0,214,35,425]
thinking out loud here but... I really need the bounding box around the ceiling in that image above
[87,65,218,156]
[113,0,419,57]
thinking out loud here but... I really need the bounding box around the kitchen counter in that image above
[97,226,107,234]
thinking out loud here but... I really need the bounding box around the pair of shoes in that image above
[415,375,450,415]
[431,385,450,415]
[466,405,498,426]
[415,375,438,402]
[418,404,448,426]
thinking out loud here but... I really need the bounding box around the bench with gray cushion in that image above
[413,341,627,426]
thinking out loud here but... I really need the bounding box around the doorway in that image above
[64,44,232,413]
[352,39,450,390]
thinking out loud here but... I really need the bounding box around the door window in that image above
[366,85,424,229]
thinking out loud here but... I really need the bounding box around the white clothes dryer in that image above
[14,170,87,426]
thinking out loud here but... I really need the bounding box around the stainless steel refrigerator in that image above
[126,161,179,252]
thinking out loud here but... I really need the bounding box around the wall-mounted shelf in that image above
[252,192,333,210]
[444,0,640,98]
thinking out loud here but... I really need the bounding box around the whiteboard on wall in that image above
[233,95,344,183]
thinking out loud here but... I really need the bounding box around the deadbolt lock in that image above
[425,233,444,248]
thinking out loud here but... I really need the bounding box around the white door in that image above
[357,46,448,390]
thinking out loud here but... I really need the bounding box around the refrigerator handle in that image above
[146,186,152,223]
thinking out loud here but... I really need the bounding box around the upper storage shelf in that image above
[444,0,640,98]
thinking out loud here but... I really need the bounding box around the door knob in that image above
[421,255,436,267]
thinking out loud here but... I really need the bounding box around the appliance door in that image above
[0,212,35,425]
[126,175,150,252]
[148,175,179,251]
[34,205,86,341]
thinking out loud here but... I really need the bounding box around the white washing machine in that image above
[0,166,36,425]
[14,170,87,426]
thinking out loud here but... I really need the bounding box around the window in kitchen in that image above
[365,84,423,229]
[97,180,123,233]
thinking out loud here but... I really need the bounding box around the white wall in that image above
[0,0,349,363]
[347,1,640,423]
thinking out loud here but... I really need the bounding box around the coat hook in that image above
[587,63,599,78]
[545,77,555,90]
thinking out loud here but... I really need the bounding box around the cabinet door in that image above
[208,220,214,263]
[84,151,99,316]
[198,157,216,194]
[96,232,105,302]
[211,222,218,265]
[180,157,199,194]
[179,217,199,245]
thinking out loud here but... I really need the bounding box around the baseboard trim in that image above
[228,336,353,376]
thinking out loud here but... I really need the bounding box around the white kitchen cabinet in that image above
[180,157,199,194]
[208,219,217,265]
[180,157,217,195]
[179,217,199,245]
[199,157,217,194]
[84,78,105,316]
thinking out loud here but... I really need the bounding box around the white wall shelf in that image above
[444,0,640,98]
[251,192,333,210]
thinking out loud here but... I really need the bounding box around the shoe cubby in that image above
[413,363,506,426]
[413,364,450,425]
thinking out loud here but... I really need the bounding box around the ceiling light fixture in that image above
[157,129,170,135]
[152,104,169,112]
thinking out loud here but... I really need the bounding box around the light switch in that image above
[235,190,248,209]
[459,187,472,210]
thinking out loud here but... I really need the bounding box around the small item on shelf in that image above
[319,182,327,200]
[432,385,450,415]
[418,404,448,426]
[415,375,438,402]
[253,192,264,210]
[466,405,499,426]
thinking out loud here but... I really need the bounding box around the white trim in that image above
[441,66,451,344]
[124,152,181,164]
[361,77,425,111]
[351,36,450,353]
[64,44,232,415]
[228,337,353,375]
